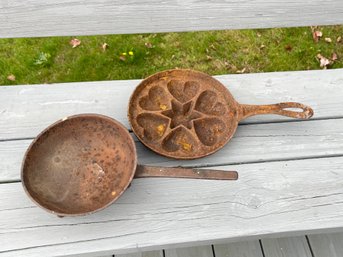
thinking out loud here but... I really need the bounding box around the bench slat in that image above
[1,69,342,141]
[261,237,312,257]
[214,240,263,257]
[1,0,343,38]
[1,118,342,183]
[308,233,343,257]
[1,156,343,256]
[165,246,213,257]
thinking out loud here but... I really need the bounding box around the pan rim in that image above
[21,113,138,217]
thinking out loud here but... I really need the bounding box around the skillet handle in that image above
[239,102,314,120]
[134,165,238,180]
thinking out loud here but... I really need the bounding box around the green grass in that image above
[0,25,342,85]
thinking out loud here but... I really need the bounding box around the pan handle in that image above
[239,102,314,120]
[134,165,238,180]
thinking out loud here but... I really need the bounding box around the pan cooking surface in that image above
[22,114,136,216]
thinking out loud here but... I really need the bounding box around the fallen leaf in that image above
[260,44,266,49]
[102,43,109,51]
[312,30,323,43]
[119,55,126,61]
[285,45,292,51]
[206,55,213,60]
[224,61,237,72]
[70,38,81,48]
[332,52,338,61]
[316,54,331,69]
[236,67,246,74]
[7,74,15,81]
[144,42,153,48]
[209,44,216,50]
[325,37,332,43]
[337,36,342,43]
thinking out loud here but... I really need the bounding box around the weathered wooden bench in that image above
[1,1,343,256]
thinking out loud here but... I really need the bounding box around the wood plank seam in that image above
[2,116,342,142]
[305,236,315,257]
[259,240,266,257]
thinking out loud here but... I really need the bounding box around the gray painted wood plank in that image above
[308,232,343,257]
[1,117,343,182]
[214,240,263,257]
[1,156,343,256]
[262,236,312,257]
[116,250,163,257]
[165,245,213,257]
[1,69,342,140]
[1,0,343,38]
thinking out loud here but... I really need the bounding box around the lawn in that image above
[0,25,342,85]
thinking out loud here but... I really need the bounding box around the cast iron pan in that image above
[22,114,237,216]
[128,69,314,159]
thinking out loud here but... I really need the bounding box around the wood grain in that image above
[214,240,263,257]
[1,156,343,256]
[1,118,343,182]
[1,0,343,38]
[308,232,343,257]
[1,69,342,140]
[262,237,312,257]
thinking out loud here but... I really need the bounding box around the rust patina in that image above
[128,69,314,159]
[22,114,238,216]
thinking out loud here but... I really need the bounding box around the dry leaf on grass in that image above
[332,52,338,61]
[7,74,15,81]
[209,44,216,50]
[144,42,153,48]
[70,38,81,48]
[316,54,332,69]
[102,43,109,51]
[325,37,332,43]
[236,67,246,74]
[224,61,237,72]
[312,29,323,43]
[337,36,342,43]
[284,45,293,51]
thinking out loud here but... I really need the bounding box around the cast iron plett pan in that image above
[22,114,237,217]
[128,69,314,159]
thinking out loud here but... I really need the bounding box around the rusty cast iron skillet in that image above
[128,69,314,159]
[22,114,237,217]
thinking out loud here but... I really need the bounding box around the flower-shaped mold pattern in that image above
[129,70,238,159]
